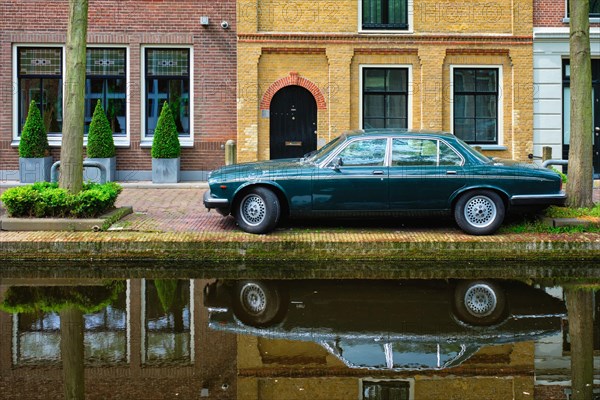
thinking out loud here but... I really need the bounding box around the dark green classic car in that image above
[204,130,566,235]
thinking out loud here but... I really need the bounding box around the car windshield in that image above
[455,137,492,163]
[303,135,345,163]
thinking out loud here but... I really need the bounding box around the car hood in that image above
[208,158,306,180]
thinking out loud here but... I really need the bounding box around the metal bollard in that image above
[225,140,236,165]
[51,161,108,183]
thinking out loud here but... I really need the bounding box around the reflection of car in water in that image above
[204,279,566,371]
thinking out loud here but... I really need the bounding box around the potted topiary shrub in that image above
[18,100,52,183]
[151,101,181,183]
[85,100,117,182]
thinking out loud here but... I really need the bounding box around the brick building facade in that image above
[533,0,600,175]
[237,0,535,163]
[0,0,236,181]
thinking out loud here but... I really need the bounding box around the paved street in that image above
[2,184,600,234]
[113,185,600,233]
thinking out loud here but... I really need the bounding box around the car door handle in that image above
[372,170,385,175]
[446,170,458,175]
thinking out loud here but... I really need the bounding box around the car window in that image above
[439,141,463,166]
[392,138,438,166]
[335,138,387,167]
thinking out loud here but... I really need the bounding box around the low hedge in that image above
[1,181,122,218]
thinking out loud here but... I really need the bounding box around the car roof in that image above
[344,129,456,140]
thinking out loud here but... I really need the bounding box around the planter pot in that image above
[19,156,53,183]
[152,157,180,183]
[84,157,116,183]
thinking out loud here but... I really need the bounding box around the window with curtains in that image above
[362,68,408,129]
[362,0,408,30]
[85,48,127,136]
[453,68,499,145]
[18,47,63,136]
[145,48,190,137]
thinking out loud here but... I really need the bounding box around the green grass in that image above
[501,204,600,234]
[544,204,600,218]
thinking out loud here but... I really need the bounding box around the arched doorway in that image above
[269,85,317,159]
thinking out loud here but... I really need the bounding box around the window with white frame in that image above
[566,0,600,18]
[453,68,499,145]
[17,47,63,136]
[361,0,409,30]
[362,68,409,129]
[144,48,190,137]
[85,48,127,136]
[362,379,410,400]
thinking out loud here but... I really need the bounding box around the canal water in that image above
[0,261,598,400]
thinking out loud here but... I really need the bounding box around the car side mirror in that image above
[331,157,343,171]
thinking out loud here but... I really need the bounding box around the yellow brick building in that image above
[237,0,534,162]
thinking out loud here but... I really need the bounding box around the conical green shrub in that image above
[87,100,116,158]
[18,100,49,158]
[151,101,181,159]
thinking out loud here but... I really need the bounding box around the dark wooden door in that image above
[270,86,317,159]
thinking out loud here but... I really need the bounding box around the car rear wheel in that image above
[454,190,505,235]
[232,280,283,327]
[453,280,506,326]
[236,187,280,234]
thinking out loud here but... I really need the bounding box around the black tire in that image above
[453,280,507,326]
[232,280,283,327]
[235,187,280,234]
[454,190,505,235]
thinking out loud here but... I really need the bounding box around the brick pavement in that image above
[113,186,600,233]
[2,185,600,233]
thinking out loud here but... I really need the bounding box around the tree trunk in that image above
[60,306,85,400]
[566,0,594,208]
[59,0,88,194]
[565,287,594,400]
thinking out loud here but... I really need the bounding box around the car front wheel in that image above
[453,280,507,326]
[235,187,280,234]
[232,280,284,327]
[454,190,505,235]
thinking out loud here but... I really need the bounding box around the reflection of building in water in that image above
[236,335,536,400]
[0,279,236,399]
[535,287,600,399]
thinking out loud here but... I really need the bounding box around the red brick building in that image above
[0,0,236,181]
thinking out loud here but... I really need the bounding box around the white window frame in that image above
[449,64,505,150]
[140,45,194,148]
[85,44,131,148]
[359,64,413,130]
[13,44,131,148]
[358,0,414,34]
[12,44,65,148]
[359,378,415,400]
[562,0,600,23]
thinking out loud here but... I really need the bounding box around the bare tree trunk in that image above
[59,0,88,194]
[565,287,594,400]
[60,306,85,400]
[566,0,594,208]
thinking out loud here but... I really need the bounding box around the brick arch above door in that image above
[260,72,327,110]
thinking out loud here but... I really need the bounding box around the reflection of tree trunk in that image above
[60,306,85,400]
[173,282,184,360]
[566,288,594,400]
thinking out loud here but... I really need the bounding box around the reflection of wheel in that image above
[235,187,280,234]
[454,190,505,235]
[454,281,506,326]
[232,281,283,327]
